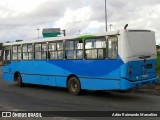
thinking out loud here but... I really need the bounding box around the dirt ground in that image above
[134,82,160,96]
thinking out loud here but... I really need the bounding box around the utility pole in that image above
[109,24,113,31]
[37,28,40,39]
[79,30,81,34]
[62,30,66,36]
[105,0,107,32]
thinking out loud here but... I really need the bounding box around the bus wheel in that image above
[15,73,23,87]
[68,76,81,95]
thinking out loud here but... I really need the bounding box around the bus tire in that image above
[15,73,23,87]
[67,76,81,95]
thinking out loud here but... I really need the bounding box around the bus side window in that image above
[49,42,57,59]
[22,44,33,60]
[48,41,63,60]
[65,40,83,60]
[65,41,76,59]
[12,46,17,60]
[35,44,42,60]
[22,45,28,60]
[85,37,106,59]
[3,47,11,65]
[17,45,22,60]
[57,42,64,59]
[108,36,118,59]
[12,45,21,60]
[5,50,11,61]
[42,43,47,60]
[96,38,106,59]
[28,44,33,60]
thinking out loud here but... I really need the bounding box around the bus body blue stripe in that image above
[2,57,158,90]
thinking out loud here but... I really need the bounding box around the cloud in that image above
[0,0,160,44]
[0,0,87,42]
[54,6,91,35]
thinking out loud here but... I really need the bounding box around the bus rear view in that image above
[120,30,158,90]
[1,29,158,95]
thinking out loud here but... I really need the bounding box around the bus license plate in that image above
[142,74,148,78]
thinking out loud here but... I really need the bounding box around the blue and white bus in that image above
[1,29,158,95]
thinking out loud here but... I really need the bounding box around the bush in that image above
[157,51,160,56]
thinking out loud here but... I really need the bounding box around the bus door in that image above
[3,46,11,70]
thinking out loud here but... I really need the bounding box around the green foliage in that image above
[156,55,160,82]
[157,56,160,69]
[157,51,160,56]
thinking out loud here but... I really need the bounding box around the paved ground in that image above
[0,67,160,120]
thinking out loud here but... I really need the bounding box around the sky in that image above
[0,0,160,44]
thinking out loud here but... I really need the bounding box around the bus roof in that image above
[3,30,120,46]
[2,29,154,46]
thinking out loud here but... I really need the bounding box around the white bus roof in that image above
[2,29,154,46]
[3,31,120,46]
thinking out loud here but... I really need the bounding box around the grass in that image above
[157,56,160,69]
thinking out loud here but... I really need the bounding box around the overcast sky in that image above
[0,0,160,44]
